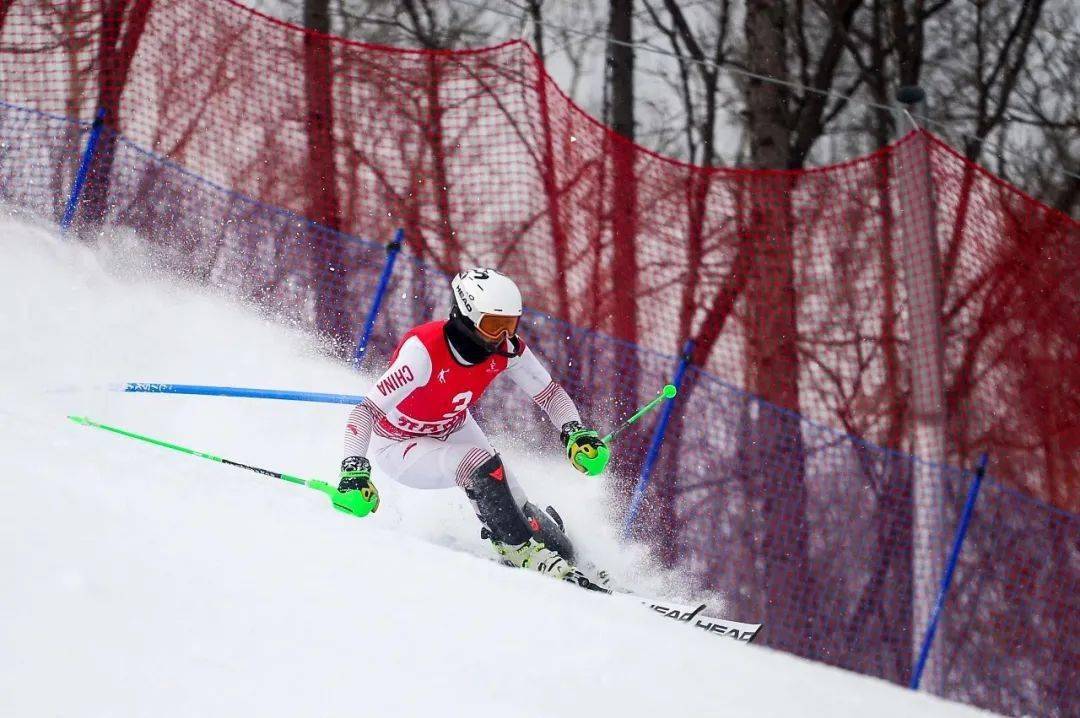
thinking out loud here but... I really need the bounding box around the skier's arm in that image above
[504,346,610,476]
[503,345,581,428]
[342,401,381,459]
[341,336,432,490]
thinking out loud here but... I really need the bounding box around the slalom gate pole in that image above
[623,340,694,538]
[118,379,681,424]
[602,383,678,446]
[116,382,363,405]
[353,228,405,367]
[117,377,675,444]
[61,107,107,232]
[910,452,990,690]
[67,415,376,517]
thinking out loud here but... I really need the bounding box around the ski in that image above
[570,560,762,643]
[622,594,762,643]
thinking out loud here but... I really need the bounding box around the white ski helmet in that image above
[450,268,523,346]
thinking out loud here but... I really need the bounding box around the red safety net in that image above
[2,0,1074,510]
[1,3,1078,716]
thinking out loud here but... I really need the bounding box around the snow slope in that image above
[0,214,991,717]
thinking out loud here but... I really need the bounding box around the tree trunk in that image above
[79,0,153,229]
[424,54,459,268]
[532,51,571,322]
[606,0,641,496]
[0,0,13,37]
[742,0,814,659]
[303,0,353,350]
[608,0,638,349]
[302,0,340,231]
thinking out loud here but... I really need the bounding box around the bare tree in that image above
[997,2,1080,216]
[0,0,13,36]
[302,0,354,348]
[79,0,153,228]
[603,0,644,495]
[740,0,866,659]
[331,0,496,47]
[640,1,746,358]
[528,2,606,107]
[303,0,341,234]
[606,0,638,350]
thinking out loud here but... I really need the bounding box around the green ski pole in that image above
[67,415,377,517]
[571,384,678,476]
[601,384,678,445]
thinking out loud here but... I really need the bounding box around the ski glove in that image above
[337,456,380,515]
[561,421,610,477]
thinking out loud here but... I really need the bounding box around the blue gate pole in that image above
[117,382,364,405]
[61,107,108,232]
[623,339,695,539]
[910,452,990,690]
[353,228,405,367]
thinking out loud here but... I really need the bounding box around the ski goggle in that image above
[476,313,520,341]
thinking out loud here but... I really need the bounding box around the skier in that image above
[337,268,611,588]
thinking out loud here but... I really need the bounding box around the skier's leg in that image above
[460,452,583,580]
[503,456,613,589]
[478,457,574,558]
[445,417,547,547]
[460,452,529,546]
[448,419,604,588]
[371,417,603,588]
[368,426,483,491]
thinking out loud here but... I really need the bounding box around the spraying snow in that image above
[0,214,991,717]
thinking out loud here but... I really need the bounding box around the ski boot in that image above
[522,502,576,563]
[491,536,571,577]
[465,454,610,592]
[490,536,609,592]
[522,503,613,592]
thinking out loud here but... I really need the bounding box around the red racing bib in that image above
[377,321,511,437]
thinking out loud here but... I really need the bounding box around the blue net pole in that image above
[910,452,990,689]
[60,107,107,231]
[623,339,694,538]
[119,382,362,405]
[353,228,405,367]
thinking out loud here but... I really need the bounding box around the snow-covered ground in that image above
[1,214,991,717]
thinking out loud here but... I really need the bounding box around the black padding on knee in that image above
[523,503,576,563]
[464,454,531,546]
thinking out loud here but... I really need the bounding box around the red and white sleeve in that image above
[504,345,582,429]
[343,336,431,459]
[343,400,384,458]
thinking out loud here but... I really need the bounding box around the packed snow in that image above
[0,213,992,717]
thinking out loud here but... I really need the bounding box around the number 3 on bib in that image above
[444,391,473,418]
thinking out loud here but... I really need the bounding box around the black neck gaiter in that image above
[444,318,492,366]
